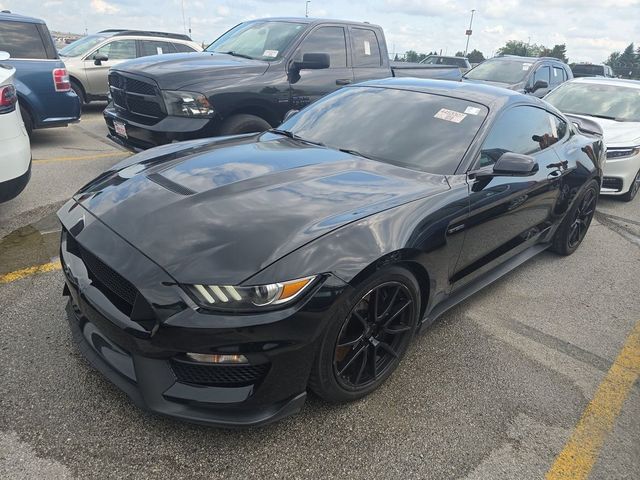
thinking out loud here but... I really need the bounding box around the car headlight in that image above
[162,90,214,117]
[187,276,317,311]
[607,146,640,159]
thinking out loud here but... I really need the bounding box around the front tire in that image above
[218,114,271,135]
[19,105,33,138]
[550,179,599,256]
[309,265,420,403]
[621,168,640,202]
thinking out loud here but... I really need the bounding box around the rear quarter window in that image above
[173,42,197,53]
[0,20,56,59]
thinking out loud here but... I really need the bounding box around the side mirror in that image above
[292,53,330,71]
[94,53,109,65]
[0,51,10,61]
[529,79,548,93]
[493,152,539,176]
[283,109,299,122]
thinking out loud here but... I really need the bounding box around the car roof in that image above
[567,77,640,89]
[0,11,45,24]
[491,55,564,64]
[244,17,382,29]
[353,78,545,110]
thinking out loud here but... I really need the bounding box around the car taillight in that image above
[0,84,17,113]
[52,68,70,92]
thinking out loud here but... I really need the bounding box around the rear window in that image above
[465,59,533,84]
[0,20,56,59]
[572,64,605,76]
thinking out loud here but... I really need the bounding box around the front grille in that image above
[602,177,623,191]
[80,247,138,307]
[109,72,165,123]
[170,360,269,387]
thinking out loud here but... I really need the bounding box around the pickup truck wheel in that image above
[218,114,271,135]
[20,106,33,138]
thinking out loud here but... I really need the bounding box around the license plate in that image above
[114,121,127,138]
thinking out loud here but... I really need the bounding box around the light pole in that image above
[305,1,311,17]
[464,9,475,56]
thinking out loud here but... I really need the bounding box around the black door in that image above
[452,105,567,285]
[288,25,353,109]
[349,27,386,83]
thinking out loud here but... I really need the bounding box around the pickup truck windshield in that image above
[545,82,640,122]
[465,59,532,84]
[206,21,306,61]
[59,34,108,57]
[279,86,488,175]
[571,65,605,76]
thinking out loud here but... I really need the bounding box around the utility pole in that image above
[181,0,187,34]
[464,9,475,56]
[305,1,311,17]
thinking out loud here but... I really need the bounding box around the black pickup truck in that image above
[103,17,462,150]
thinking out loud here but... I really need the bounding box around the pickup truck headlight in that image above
[162,90,214,117]
[187,276,317,311]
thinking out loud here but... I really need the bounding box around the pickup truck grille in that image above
[108,72,166,124]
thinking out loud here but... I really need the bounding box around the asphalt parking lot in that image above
[0,106,638,480]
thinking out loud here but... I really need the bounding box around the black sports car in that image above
[58,79,604,427]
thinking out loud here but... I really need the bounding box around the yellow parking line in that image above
[0,261,61,284]
[33,151,130,164]
[546,319,640,480]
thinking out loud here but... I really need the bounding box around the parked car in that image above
[545,77,640,201]
[571,63,614,78]
[0,11,80,136]
[420,55,471,73]
[0,52,31,203]
[463,55,572,98]
[59,30,202,105]
[59,79,604,427]
[102,17,462,150]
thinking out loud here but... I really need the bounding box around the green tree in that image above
[405,50,419,63]
[466,49,485,63]
[498,40,541,57]
[539,44,568,62]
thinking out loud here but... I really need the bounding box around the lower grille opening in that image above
[170,359,269,387]
[602,177,623,192]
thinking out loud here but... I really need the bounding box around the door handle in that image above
[336,79,352,85]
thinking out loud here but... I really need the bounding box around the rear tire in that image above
[621,169,640,202]
[309,265,420,403]
[19,105,33,138]
[218,114,271,135]
[550,179,599,256]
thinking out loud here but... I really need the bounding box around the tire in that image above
[550,179,599,256]
[621,169,640,202]
[309,265,421,403]
[218,114,271,135]
[19,105,33,138]
[70,80,87,106]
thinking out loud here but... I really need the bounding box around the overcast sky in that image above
[1,0,638,62]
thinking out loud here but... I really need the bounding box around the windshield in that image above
[545,82,640,122]
[465,59,532,84]
[206,21,305,61]
[278,86,488,175]
[59,34,108,57]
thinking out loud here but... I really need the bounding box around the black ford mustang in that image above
[58,79,604,427]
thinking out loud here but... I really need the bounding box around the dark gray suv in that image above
[462,55,572,97]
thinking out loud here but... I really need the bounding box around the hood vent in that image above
[147,173,196,196]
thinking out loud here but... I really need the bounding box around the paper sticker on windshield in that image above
[434,108,467,123]
[522,63,532,70]
[364,41,371,56]
[464,106,481,115]
[263,49,278,58]
[156,47,163,54]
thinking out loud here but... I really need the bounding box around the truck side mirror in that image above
[529,79,548,93]
[293,53,330,71]
[94,53,109,66]
[493,152,539,176]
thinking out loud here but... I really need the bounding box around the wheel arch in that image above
[69,76,86,101]
[223,103,280,127]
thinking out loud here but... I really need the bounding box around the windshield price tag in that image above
[464,106,481,115]
[522,63,532,70]
[364,41,371,56]
[263,50,278,58]
[434,108,467,123]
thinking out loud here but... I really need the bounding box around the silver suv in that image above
[59,30,202,104]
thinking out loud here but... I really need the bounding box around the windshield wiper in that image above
[214,50,255,60]
[338,148,374,160]
[269,129,326,146]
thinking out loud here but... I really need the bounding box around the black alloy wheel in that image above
[568,187,597,249]
[309,266,420,403]
[622,169,640,202]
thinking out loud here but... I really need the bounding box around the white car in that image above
[0,51,31,203]
[545,77,640,201]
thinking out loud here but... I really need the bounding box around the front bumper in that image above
[601,151,640,195]
[103,103,214,151]
[58,199,348,427]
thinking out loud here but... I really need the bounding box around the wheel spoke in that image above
[352,310,368,329]
[384,324,412,335]
[382,300,412,328]
[379,285,401,320]
[338,344,367,375]
[354,348,368,384]
[378,340,399,358]
[368,343,378,379]
[337,335,364,348]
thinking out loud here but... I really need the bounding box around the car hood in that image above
[568,114,640,146]
[113,52,269,90]
[73,133,449,285]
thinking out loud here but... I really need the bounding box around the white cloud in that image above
[216,5,230,17]
[90,0,119,14]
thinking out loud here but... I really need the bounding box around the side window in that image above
[478,106,560,167]
[351,28,382,67]
[94,40,136,60]
[551,67,565,86]
[0,21,47,59]
[533,65,550,84]
[173,42,197,53]
[296,26,347,68]
[139,40,176,57]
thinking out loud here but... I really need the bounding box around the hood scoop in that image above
[147,173,196,196]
